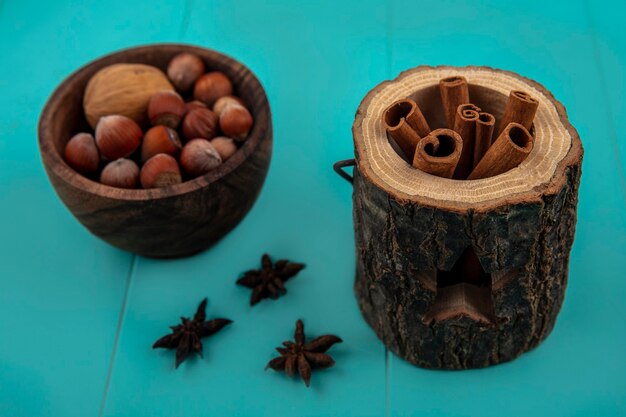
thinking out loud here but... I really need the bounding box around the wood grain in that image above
[38,44,272,257]
[352,65,583,369]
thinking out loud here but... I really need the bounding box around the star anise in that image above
[236,254,305,305]
[152,298,232,368]
[266,319,342,387]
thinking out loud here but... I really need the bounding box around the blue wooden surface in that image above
[0,1,624,416]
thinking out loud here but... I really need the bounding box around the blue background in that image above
[1,0,625,416]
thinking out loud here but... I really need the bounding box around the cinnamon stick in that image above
[473,112,495,167]
[383,99,431,159]
[412,128,463,179]
[468,122,533,180]
[452,103,481,179]
[497,90,539,136]
[439,76,470,129]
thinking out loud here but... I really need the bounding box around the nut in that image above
[219,105,253,141]
[95,115,143,160]
[182,108,218,140]
[180,139,222,178]
[100,158,139,189]
[213,95,245,117]
[193,71,233,106]
[210,136,237,161]
[167,53,205,92]
[185,100,208,113]
[147,91,186,128]
[64,132,100,175]
[141,125,182,162]
[84,64,174,128]
[140,153,182,189]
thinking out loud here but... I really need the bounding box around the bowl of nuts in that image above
[38,44,272,257]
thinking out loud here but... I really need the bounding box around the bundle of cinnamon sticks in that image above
[382,76,538,180]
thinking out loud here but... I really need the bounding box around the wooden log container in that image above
[348,66,583,369]
[39,44,272,257]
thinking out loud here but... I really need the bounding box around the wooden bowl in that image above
[38,44,272,258]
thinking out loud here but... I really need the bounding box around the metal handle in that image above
[333,159,356,185]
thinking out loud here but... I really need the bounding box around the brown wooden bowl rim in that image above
[38,43,271,201]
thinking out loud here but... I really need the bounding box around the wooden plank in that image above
[387,1,626,415]
[101,1,389,416]
[0,1,185,416]
[585,0,626,195]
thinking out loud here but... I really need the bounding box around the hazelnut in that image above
[147,91,186,128]
[210,136,237,161]
[180,139,222,178]
[141,126,182,162]
[140,153,182,189]
[100,158,139,189]
[167,53,205,92]
[193,72,233,106]
[182,108,218,140]
[219,105,253,141]
[185,100,208,113]
[213,95,246,117]
[64,132,100,175]
[95,115,143,160]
